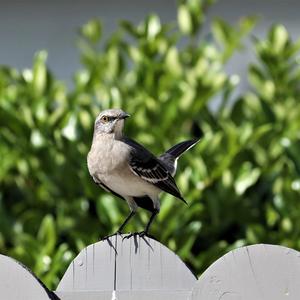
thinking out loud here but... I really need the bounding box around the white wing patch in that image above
[129,165,168,183]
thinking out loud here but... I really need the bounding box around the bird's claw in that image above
[101,231,155,241]
[122,231,151,240]
[100,231,122,241]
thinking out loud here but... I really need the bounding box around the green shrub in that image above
[1,0,300,289]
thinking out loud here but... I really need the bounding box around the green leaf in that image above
[235,162,260,195]
[81,19,102,44]
[165,47,182,76]
[269,24,288,54]
[62,114,78,141]
[239,16,258,36]
[146,14,161,39]
[212,18,232,46]
[37,215,56,255]
[32,51,47,96]
[178,4,193,35]
[30,130,44,148]
[120,20,141,38]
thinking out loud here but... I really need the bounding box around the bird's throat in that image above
[113,120,124,140]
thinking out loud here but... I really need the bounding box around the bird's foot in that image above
[122,231,153,240]
[100,231,122,241]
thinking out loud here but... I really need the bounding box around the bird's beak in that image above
[118,112,130,120]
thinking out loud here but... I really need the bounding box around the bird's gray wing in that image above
[123,138,186,204]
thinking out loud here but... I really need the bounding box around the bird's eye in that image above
[101,116,109,123]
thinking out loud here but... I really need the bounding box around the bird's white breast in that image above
[103,168,160,198]
[87,134,130,175]
[87,134,160,198]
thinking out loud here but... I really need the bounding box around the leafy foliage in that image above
[1,0,300,290]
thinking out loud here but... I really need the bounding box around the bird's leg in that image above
[143,209,158,235]
[101,211,135,241]
[123,209,159,240]
[117,211,136,233]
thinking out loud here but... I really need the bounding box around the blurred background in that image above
[1,0,300,289]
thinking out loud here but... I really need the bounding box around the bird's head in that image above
[94,109,130,137]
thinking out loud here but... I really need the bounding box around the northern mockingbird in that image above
[87,108,199,237]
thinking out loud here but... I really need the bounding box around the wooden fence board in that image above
[56,234,197,294]
[192,244,300,300]
[2,237,300,299]
[0,254,58,300]
[56,290,192,300]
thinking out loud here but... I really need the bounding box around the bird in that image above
[87,108,199,237]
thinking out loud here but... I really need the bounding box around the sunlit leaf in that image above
[269,24,288,54]
[32,51,47,96]
[81,19,102,44]
[235,162,260,195]
[178,4,193,35]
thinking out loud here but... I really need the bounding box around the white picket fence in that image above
[1,234,300,299]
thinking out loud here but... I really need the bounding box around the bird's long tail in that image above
[165,138,200,158]
[159,138,200,175]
